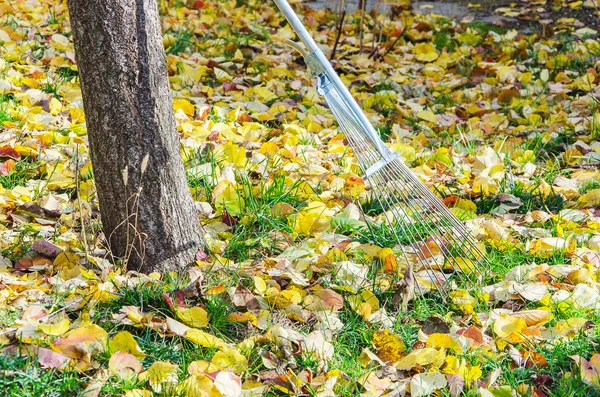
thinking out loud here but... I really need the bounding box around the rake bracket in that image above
[364,153,400,179]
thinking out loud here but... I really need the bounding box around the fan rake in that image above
[273,0,489,299]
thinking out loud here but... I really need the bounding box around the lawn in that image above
[1,0,600,396]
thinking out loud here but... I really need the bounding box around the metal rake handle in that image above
[272,0,392,161]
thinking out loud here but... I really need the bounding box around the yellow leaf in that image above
[227,311,257,326]
[176,307,209,328]
[372,329,406,364]
[206,283,226,295]
[357,302,372,321]
[180,374,220,397]
[14,145,39,157]
[413,43,439,62]
[580,188,600,208]
[253,86,277,101]
[52,324,108,359]
[280,289,302,304]
[38,318,70,336]
[509,310,551,327]
[214,67,231,81]
[396,348,445,370]
[212,180,245,216]
[216,143,246,167]
[173,98,195,117]
[472,176,499,196]
[417,110,437,123]
[493,314,526,338]
[527,237,576,257]
[496,65,517,83]
[410,371,447,397]
[185,328,226,348]
[427,333,462,352]
[188,360,211,374]
[449,290,476,314]
[109,331,146,359]
[0,30,11,43]
[139,361,178,393]
[291,201,333,236]
[254,276,267,294]
[210,346,248,374]
[49,98,63,115]
[358,347,385,368]
[51,34,71,50]
[69,108,86,123]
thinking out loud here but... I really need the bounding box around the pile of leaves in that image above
[1,0,600,395]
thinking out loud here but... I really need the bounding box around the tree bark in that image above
[67,0,204,273]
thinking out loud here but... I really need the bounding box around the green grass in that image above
[525,131,575,161]
[494,328,600,396]
[0,94,18,124]
[221,173,307,262]
[184,146,219,202]
[376,124,393,142]
[355,217,454,248]
[432,29,457,52]
[0,355,87,397]
[0,307,19,328]
[331,310,374,397]
[468,21,508,36]
[579,179,600,194]
[485,245,570,283]
[0,160,42,189]
[474,180,566,215]
[166,28,195,55]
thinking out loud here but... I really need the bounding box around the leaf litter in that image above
[0,0,600,396]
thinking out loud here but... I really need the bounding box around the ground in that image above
[1,0,600,396]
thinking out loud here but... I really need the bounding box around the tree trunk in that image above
[67,0,204,273]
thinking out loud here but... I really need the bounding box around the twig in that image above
[75,144,90,263]
[380,33,403,59]
[330,8,347,60]
[566,162,600,170]
[358,0,367,53]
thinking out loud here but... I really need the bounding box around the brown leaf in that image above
[31,239,63,258]
[15,257,33,272]
[231,285,261,312]
[37,347,69,369]
[272,202,294,218]
[458,326,484,347]
[195,249,209,261]
[223,82,240,92]
[0,159,15,175]
[0,145,20,160]
[109,351,143,379]
[497,87,520,103]
[401,265,415,311]
[422,316,450,335]
[237,113,252,123]
[261,351,282,370]
[312,288,344,312]
[446,374,464,397]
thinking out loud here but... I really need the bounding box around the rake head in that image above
[320,78,490,299]
[273,0,490,300]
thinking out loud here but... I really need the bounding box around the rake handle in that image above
[272,0,392,160]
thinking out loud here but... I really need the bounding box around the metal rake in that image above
[273,0,489,299]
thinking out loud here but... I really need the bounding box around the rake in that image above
[273,0,490,298]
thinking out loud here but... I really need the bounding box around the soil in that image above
[305,0,600,34]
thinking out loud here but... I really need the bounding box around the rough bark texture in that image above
[67,0,204,273]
